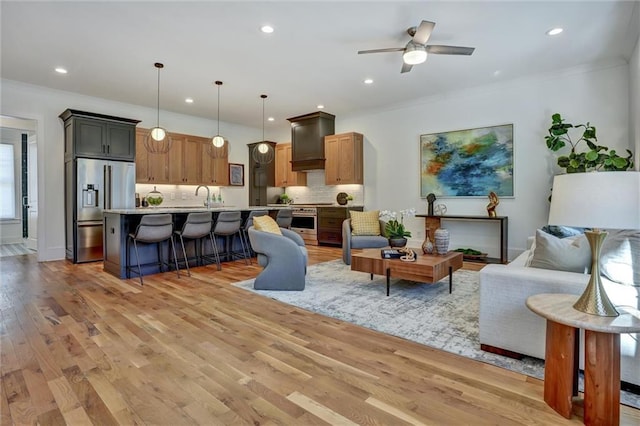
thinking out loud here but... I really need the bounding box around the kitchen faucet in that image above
[195,185,211,208]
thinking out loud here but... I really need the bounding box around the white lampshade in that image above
[548,171,640,229]
[403,43,427,65]
[150,126,166,142]
[211,135,225,148]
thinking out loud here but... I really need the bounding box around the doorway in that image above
[0,116,38,257]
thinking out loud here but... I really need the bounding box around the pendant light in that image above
[144,62,172,153]
[252,94,274,164]
[207,80,227,158]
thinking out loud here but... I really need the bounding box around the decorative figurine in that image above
[427,193,436,216]
[487,191,499,217]
[434,204,447,216]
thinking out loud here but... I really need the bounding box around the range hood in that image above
[287,111,335,171]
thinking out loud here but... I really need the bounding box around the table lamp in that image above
[547,171,640,316]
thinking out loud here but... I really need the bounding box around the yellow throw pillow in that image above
[253,215,282,235]
[350,210,381,236]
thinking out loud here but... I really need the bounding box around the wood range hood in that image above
[287,111,335,171]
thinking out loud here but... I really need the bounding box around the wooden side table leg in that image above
[584,330,620,426]
[544,320,577,419]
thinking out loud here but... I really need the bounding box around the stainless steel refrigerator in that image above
[65,158,135,263]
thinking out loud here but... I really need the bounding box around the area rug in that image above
[233,259,639,409]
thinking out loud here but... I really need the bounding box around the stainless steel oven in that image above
[291,207,317,245]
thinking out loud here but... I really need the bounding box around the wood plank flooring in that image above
[1,247,638,425]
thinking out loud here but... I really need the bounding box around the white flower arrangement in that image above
[379,208,416,238]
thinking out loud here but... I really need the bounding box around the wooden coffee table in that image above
[351,248,464,296]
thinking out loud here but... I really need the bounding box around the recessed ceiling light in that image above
[261,25,274,34]
[493,70,502,77]
[363,78,374,85]
[546,27,563,36]
[268,117,275,121]
[55,67,68,74]
[185,98,194,104]
[317,104,325,109]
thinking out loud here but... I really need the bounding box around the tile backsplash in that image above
[285,171,364,205]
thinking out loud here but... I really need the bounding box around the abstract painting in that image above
[420,124,514,197]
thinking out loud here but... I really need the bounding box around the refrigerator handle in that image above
[104,165,111,210]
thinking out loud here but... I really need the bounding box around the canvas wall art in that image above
[420,124,514,197]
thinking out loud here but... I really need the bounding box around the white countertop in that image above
[104,205,292,214]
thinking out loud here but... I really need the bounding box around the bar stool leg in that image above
[132,239,143,286]
[178,234,191,277]
[170,236,180,278]
[207,232,221,270]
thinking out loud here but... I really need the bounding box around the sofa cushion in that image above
[527,229,591,273]
[350,210,381,236]
[253,215,282,235]
[601,230,640,286]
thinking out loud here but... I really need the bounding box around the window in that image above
[0,143,16,219]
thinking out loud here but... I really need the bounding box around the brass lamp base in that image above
[572,230,619,317]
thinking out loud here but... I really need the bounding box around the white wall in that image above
[630,26,640,168]
[340,61,631,258]
[0,79,289,261]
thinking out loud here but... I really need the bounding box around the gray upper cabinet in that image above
[60,109,140,161]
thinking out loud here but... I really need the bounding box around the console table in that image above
[416,215,508,264]
[526,294,640,425]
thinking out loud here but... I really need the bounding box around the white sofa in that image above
[479,241,640,387]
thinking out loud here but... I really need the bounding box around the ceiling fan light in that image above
[150,126,167,142]
[212,135,225,148]
[257,142,269,154]
[403,45,427,65]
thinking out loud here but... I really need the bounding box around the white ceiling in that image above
[1,1,638,134]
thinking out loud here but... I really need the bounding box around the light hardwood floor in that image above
[1,247,638,425]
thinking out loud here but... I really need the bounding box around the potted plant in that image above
[380,209,416,247]
[279,193,291,204]
[545,113,634,173]
[346,194,354,205]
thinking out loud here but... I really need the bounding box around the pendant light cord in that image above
[154,62,164,129]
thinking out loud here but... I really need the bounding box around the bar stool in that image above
[127,214,179,286]
[240,210,268,263]
[174,212,219,276]
[212,211,248,265]
[276,208,293,229]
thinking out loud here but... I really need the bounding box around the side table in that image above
[526,293,640,425]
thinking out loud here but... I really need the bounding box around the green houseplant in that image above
[380,209,416,247]
[545,113,634,173]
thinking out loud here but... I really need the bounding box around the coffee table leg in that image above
[386,268,390,296]
[370,273,373,280]
[449,266,453,293]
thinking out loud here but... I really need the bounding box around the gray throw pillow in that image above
[600,230,640,286]
[528,229,591,273]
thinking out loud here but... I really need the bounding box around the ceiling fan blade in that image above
[358,47,405,54]
[426,45,475,55]
[401,62,413,73]
[412,20,435,45]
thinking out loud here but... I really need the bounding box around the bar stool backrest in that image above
[181,212,213,239]
[134,214,174,243]
[214,211,242,235]
[276,208,293,229]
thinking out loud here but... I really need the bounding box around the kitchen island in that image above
[103,206,290,279]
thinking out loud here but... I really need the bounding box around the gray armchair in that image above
[248,227,308,290]
[342,218,388,265]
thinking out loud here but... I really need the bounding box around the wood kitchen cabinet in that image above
[135,128,169,183]
[136,128,229,185]
[60,109,139,162]
[324,132,363,185]
[317,206,363,246]
[201,142,229,186]
[168,134,202,184]
[275,143,307,187]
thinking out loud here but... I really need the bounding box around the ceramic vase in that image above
[388,237,407,248]
[434,228,450,255]
[422,230,434,254]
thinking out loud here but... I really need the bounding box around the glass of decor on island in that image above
[146,186,164,207]
[380,208,416,248]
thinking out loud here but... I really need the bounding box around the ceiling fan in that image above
[358,20,475,73]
